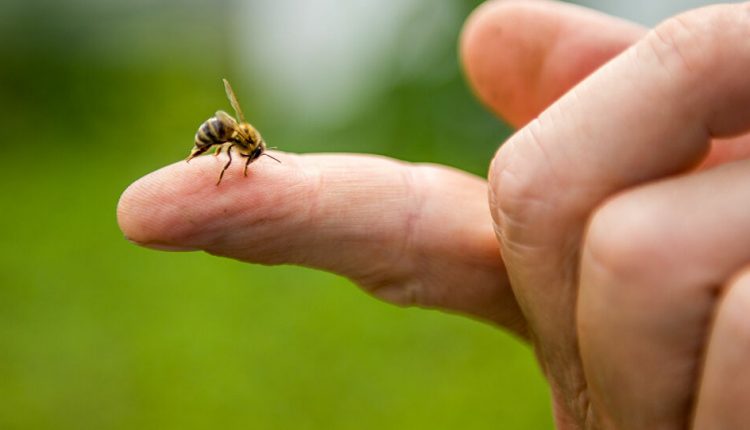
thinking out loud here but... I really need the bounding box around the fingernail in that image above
[145,243,199,252]
[125,237,198,252]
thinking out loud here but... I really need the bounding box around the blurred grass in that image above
[0,0,552,428]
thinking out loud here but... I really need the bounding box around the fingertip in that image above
[116,172,149,244]
[461,0,543,124]
[461,0,644,127]
[116,157,239,249]
[116,152,308,254]
[116,162,191,249]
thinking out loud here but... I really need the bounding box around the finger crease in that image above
[397,165,427,303]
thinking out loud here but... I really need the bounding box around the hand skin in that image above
[118,1,750,428]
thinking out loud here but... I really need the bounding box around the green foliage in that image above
[0,0,551,428]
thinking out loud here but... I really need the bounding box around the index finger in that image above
[117,152,524,331]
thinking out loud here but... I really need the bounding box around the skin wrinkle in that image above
[288,160,438,301]
[364,164,508,315]
[365,165,438,308]
[395,165,425,305]
[416,168,495,288]
[650,20,695,77]
[493,165,559,251]
[304,162,324,238]
[701,14,750,136]
[268,161,324,268]
[518,113,595,217]
[556,87,607,177]
[496,121,563,221]
[494,125,594,426]
[638,12,743,140]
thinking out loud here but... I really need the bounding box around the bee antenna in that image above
[263,153,281,163]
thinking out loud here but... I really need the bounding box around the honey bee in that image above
[187,78,279,185]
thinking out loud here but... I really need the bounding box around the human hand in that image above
[118,0,750,428]
[463,0,750,428]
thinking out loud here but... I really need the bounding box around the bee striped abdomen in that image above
[195,116,233,148]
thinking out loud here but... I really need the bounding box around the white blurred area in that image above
[231,0,742,128]
[571,0,741,26]
[233,0,458,127]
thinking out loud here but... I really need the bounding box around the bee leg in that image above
[243,154,252,177]
[216,144,235,186]
[213,145,223,156]
[243,147,265,176]
[186,146,208,163]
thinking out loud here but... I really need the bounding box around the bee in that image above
[187,78,279,185]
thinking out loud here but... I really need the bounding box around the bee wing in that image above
[223,78,246,124]
[215,110,237,126]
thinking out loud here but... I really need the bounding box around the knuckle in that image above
[489,121,558,248]
[642,4,750,79]
[646,14,704,75]
[583,194,670,287]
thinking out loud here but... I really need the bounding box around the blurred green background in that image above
[0,0,555,428]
